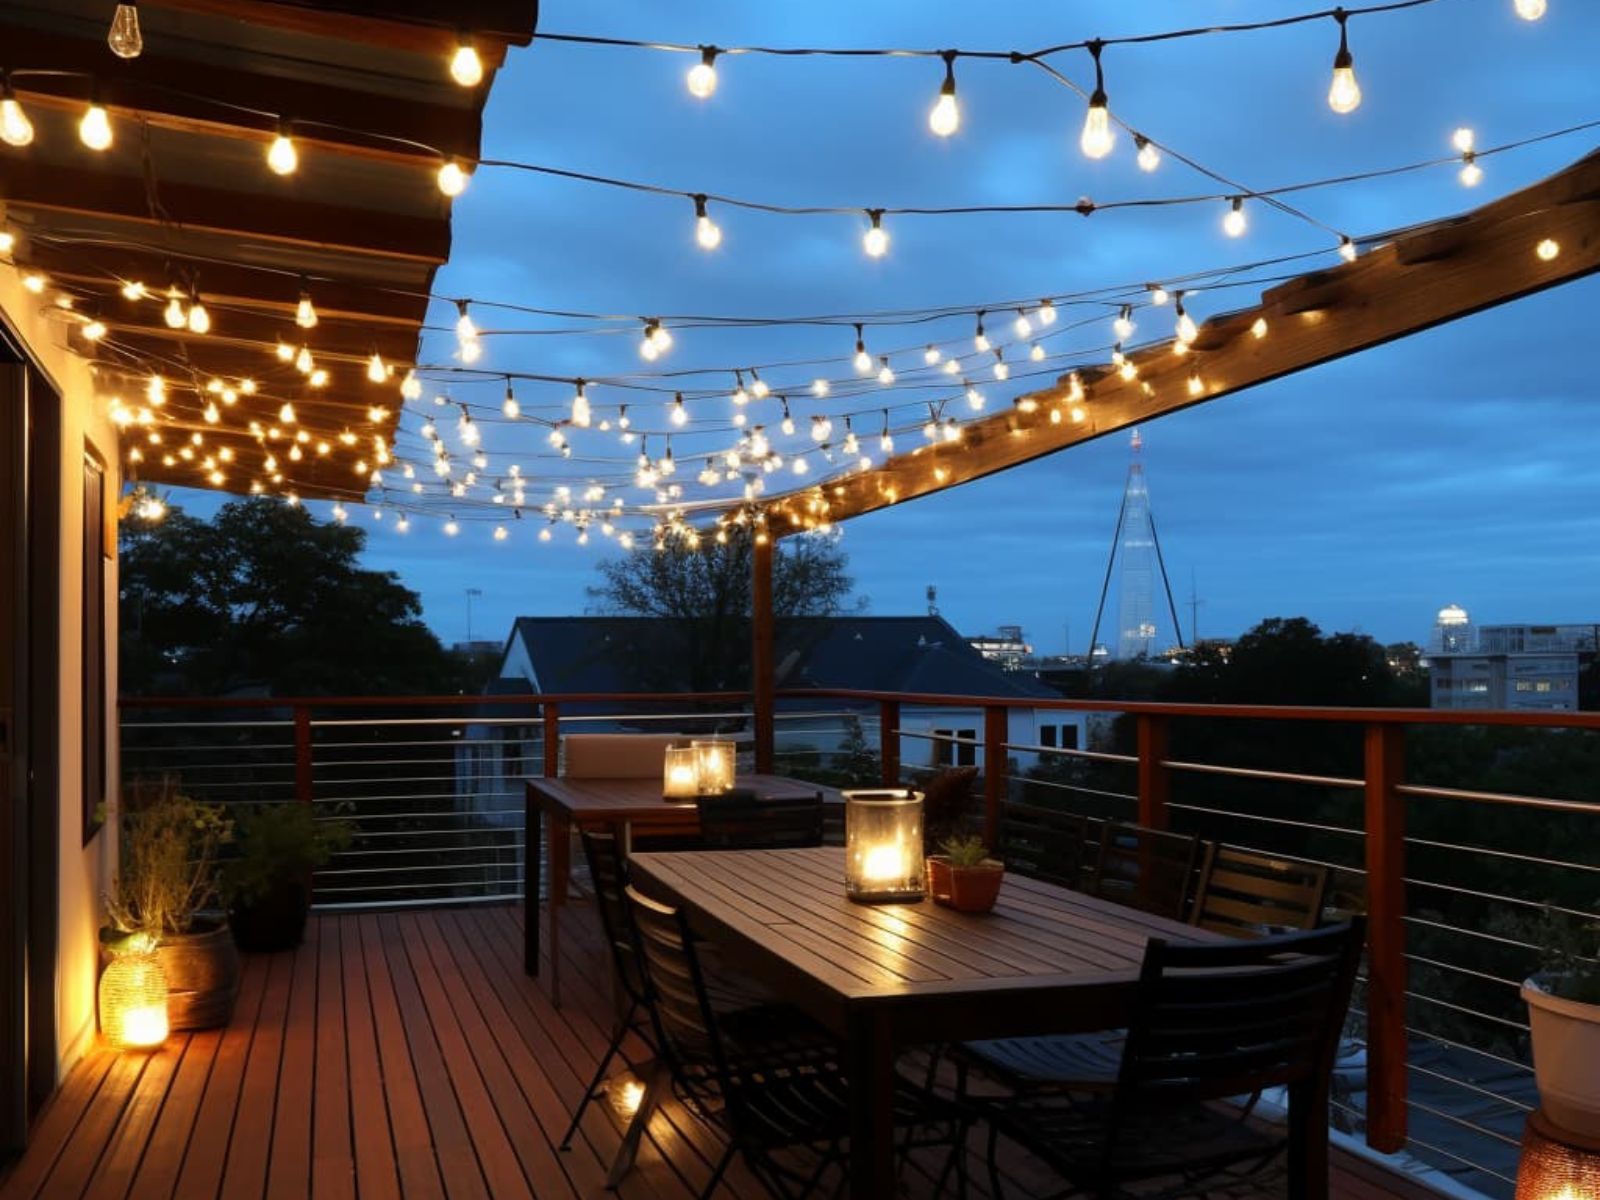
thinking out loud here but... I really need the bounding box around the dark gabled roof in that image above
[503,614,1058,701]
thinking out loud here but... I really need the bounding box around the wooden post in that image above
[1364,722,1408,1154]
[1135,713,1170,830]
[293,704,313,805]
[752,535,775,775]
[879,700,900,788]
[982,705,1008,845]
[542,702,560,778]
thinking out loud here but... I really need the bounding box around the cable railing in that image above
[119,686,1600,1199]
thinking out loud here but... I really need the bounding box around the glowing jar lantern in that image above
[843,790,925,904]
[691,739,735,794]
[663,745,700,801]
[99,937,169,1050]
[1515,1110,1600,1199]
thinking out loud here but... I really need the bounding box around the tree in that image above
[587,528,860,691]
[120,497,461,695]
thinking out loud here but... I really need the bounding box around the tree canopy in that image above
[120,497,462,696]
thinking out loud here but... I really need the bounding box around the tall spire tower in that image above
[1088,430,1185,660]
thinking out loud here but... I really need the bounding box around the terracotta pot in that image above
[154,919,240,1030]
[926,856,1005,914]
[1524,975,1600,1139]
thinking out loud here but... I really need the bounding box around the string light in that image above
[1175,298,1199,344]
[1149,284,1170,306]
[438,158,469,197]
[1188,370,1205,397]
[1029,342,1045,362]
[942,358,960,376]
[862,209,889,258]
[687,46,719,98]
[992,349,1009,380]
[879,413,894,453]
[1012,309,1032,338]
[1036,299,1057,326]
[451,37,485,87]
[749,369,769,398]
[81,318,106,342]
[692,194,722,249]
[296,285,318,329]
[1,78,35,146]
[79,100,113,152]
[267,123,298,175]
[1327,10,1362,114]
[1339,235,1358,262]
[186,289,210,334]
[639,318,671,360]
[928,51,960,137]
[1134,134,1161,172]
[1513,0,1546,18]
[1223,196,1248,237]
[965,381,985,410]
[163,289,186,327]
[876,357,895,385]
[780,399,795,436]
[1113,305,1135,340]
[1536,237,1560,260]
[1454,128,1483,186]
[670,392,688,426]
[853,324,872,373]
[810,414,832,442]
[501,381,520,418]
[974,312,989,352]
[1251,316,1269,338]
[1080,41,1115,160]
[444,518,460,536]
[811,377,830,397]
[108,4,143,58]
[119,279,145,300]
[572,379,591,426]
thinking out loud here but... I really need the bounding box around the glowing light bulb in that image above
[812,378,829,397]
[854,340,872,373]
[1459,157,1483,187]
[1037,300,1057,326]
[974,318,989,352]
[1175,302,1198,345]
[147,376,165,405]
[877,358,895,385]
[296,290,318,329]
[267,131,297,176]
[781,405,795,436]
[1513,0,1546,19]
[400,369,421,400]
[450,39,484,87]
[749,370,768,398]
[692,195,721,249]
[119,279,145,300]
[444,519,459,536]
[1013,311,1032,338]
[437,159,468,197]
[79,103,113,152]
[296,346,313,373]
[1,85,35,147]
[1080,45,1115,159]
[1223,197,1247,238]
[108,4,143,58]
[1113,306,1134,340]
[1133,134,1161,172]
[187,297,210,334]
[163,293,186,327]
[992,352,1009,381]
[1251,316,1269,339]
[880,430,895,453]
[81,319,106,342]
[1339,236,1358,262]
[928,54,960,137]
[966,383,984,410]
[687,47,719,98]
[1536,238,1560,261]
[942,358,959,376]
[1030,343,1045,362]
[366,353,387,383]
[862,210,889,258]
[1453,127,1476,154]
[924,345,942,365]
[572,382,591,426]
[1327,14,1361,114]
[670,394,687,426]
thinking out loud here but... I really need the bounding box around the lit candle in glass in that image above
[691,739,735,793]
[844,790,925,903]
[663,745,700,800]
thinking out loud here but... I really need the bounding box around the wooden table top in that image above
[527,774,839,822]
[626,845,1219,1042]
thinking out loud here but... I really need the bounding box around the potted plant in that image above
[1522,906,1600,1138]
[104,778,239,1030]
[926,834,1006,914]
[220,803,352,952]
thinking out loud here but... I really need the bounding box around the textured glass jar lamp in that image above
[843,790,925,903]
[99,935,169,1049]
[663,745,700,801]
[691,739,735,794]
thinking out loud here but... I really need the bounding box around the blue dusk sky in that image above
[168,1,1600,653]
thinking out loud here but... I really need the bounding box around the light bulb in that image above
[450,40,484,87]
[1080,99,1114,159]
[1134,135,1160,172]
[1536,238,1560,261]
[572,382,591,426]
[400,370,421,399]
[854,343,872,373]
[108,4,143,58]
[862,211,889,258]
[877,358,895,385]
[437,159,468,197]
[670,394,687,426]
[81,319,106,342]
[928,54,959,137]
[924,345,942,365]
[455,302,476,341]
[267,131,297,176]
[992,353,1009,381]
[1036,300,1057,326]
[695,213,721,249]
[187,298,210,334]
[966,383,984,410]
[687,47,718,98]
[444,519,459,537]
[1453,127,1477,154]
[1188,372,1204,398]
[880,431,894,453]
[1,88,35,147]
[1514,0,1546,19]
[1013,312,1032,338]
[1327,15,1361,114]
[1339,236,1357,262]
[1251,316,1269,339]
[942,358,959,376]
[1113,306,1134,340]
[811,415,832,441]
[1175,303,1198,345]
[296,346,313,373]
[1150,285,1170,306]
[367,354,387,383]
[749,370,767,398]
[296,291,318,328]
[163,293,185,327]
[781,408,795,436]
[1459,157,1483,187]
[1223,197,1247,238]
[812,378,829,397]
[119,279,144,299]
[80,103,113,152]
[1030,343,1045,362]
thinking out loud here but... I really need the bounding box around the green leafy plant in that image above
[105,777,231,937]
[219,803,353,907]
[1532,905,1600,1005]
[938,834,995,870]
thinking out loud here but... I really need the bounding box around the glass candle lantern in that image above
[843,789,925,903]
[663,745,701,800]
[99,938,169,1050]
[691,739,735,794]
[1515,1110,1600,1200]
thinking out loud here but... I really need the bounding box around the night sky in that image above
[165,1,1600,654]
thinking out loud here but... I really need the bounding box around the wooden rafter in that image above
[763,149,1600,536]
[140,0,537,55]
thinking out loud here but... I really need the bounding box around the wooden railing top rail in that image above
[118,691,755,710]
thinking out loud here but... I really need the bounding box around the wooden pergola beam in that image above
[763,149,1600,535]
[141,0,537,55]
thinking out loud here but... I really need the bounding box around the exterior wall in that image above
[1431,652,1580,711]
[2,272,120,1080]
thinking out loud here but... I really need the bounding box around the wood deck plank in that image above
[310,917,356,1200]
[81,1036,187,1200]
[0,1051,118,1200]
[339,915,400,1200]
[264,918,319,1200]
[218,949,295,1200]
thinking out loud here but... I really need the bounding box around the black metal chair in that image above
[1191,846,1330,938]
[624,884,970,1199]
[696,789,824,850]
[1089,822,1204,921]
[995,802,1102,891]
[974,919,1366,1200]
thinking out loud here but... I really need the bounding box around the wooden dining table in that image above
[626,846,1337,1200]
[522,774,840,1005]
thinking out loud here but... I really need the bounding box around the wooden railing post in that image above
[982,705,1008,846]
[879,700,900,788]
[293,704,313,805]
[542,701,561,778]
[1135,713,1170,830]
[1364,722,1408,1154]
[751,535,775,775]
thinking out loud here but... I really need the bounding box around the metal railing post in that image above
[542,701,561,778]
[879,700,900,788]
[293,703,313,805]
[1364,721,1408,1154]
[1136,713,1171,829]
[983,705,1008,845]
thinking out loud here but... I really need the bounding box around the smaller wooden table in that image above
[522,774,839,1005]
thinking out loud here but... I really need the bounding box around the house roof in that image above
[504,615,1059,701]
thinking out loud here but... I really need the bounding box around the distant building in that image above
[1426,605,1597,711]
[968,625,1034,671]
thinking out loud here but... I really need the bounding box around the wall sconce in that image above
[691,739,735,794]
[99,935,169,1050]
[663,745,700,801]
[843,790,925,904]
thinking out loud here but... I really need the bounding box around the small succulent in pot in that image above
[220,803,353,952]
[926,833,1005,914]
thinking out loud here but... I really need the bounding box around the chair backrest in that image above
[997,802,1101,891]
[578,830,648,1005]
[696,790,824,849]
[623,884,725,1076]
[1191,846,1330,937]
[1114,918,1366,1114]
[1091,822,1203,921]
[562,733,681,780]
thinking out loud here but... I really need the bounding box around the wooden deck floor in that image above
[1,902,1443,1200]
